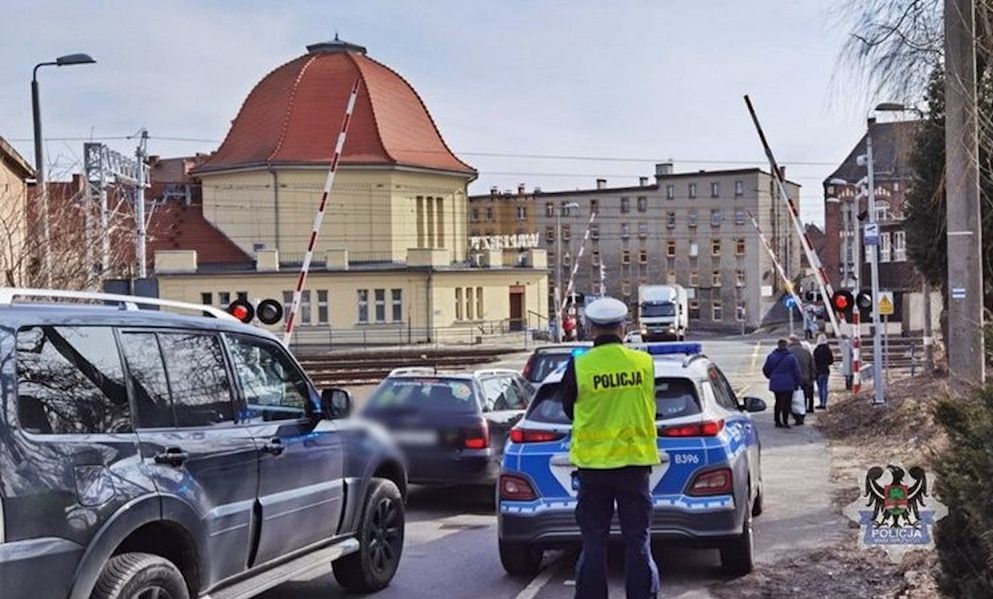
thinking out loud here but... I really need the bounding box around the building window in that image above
[712,239,722,257]
[736,238,746,256]
[639,249,648,264]
[735,270,746,287]
[237,291,248,301]
[736,302,746,322]
[391,289,402,322]
[374,289,386,323]
[485,207,494,221]
[466,287,474,320]
[561,201,574,217]
[590,224,599,240]
[200,292,213,306]
[219,291,231,307]
[894,230,906,261]
[563,253,572,266]
[476,287,484,320]
[689,270,699,287]
[637,196,647,212]
[735,180,744,196]
[666,184,675,200]
[638,222,648,239]
[711,182,720,198]
[712,270,722,287]
[318,290,329,324]
[592,250,600,265]
[416,196,425,248]
[689,300,700,319]
[620,197,631,213]
[621,281,631,296]
[711,209,722,227]
[357,290,369,324]
[735,208,746,225]
[622,250,631,264]
[688,209,698,228]
[880,232,892,262]
[688,183,697,199]
[666,211,676,228]
[562,225,571,242]
[471,207,479,221]
[621,223,630,239]
[592,282,601,295]
[712,300,723,321]
[282,290,293,321]
[689,240,699,257]
[546,202,554,217]
[590,199,599,214]
[666,240,676,258]
[455,288,463,320]
[516,206,527,221]
[300,290,312,324]
[666,271,677,285]
[546,226,555,243]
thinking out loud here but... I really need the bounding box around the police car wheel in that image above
[720,499,755,576]
[499,540,543,576]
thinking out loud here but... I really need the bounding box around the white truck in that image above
[637,284,689,341]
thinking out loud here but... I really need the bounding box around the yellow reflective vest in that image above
[570,343,659,469]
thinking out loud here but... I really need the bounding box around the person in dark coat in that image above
[787,335,816,422]
[763,338,803,428]
[813,334,835,409]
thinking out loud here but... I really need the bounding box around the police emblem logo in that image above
[843,463,948,562]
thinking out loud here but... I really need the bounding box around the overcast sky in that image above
[2,1,880,226]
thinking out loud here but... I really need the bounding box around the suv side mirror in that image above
[742,396,767,413]
[321,388,352,419]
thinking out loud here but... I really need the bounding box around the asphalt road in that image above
[259,336,842,599]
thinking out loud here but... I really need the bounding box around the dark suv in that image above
[0,290,407,599]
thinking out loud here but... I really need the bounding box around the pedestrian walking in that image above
[560,296,660,599]
[787,335,816,422]
[763,338,803,428]
[813,334,834,409]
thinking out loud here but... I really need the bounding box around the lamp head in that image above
[55,53,96,67]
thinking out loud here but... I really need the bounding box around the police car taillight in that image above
[509,428,566,444]
[660,419,724,437]
[499,474,537,501]
[687,468,733,496]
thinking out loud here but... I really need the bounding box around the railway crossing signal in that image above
[227,298,284,325]
[831,290,855,319]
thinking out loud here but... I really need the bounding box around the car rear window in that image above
[527,352,573,382]
[364,377,479,414]
[527,377,702,425]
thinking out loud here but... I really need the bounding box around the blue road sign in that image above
[783,295,798,309]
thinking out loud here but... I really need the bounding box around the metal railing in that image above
[287,318,542,351]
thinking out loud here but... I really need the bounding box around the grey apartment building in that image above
[470,163,802,330]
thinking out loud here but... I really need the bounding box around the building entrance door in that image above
[509,286,525,331]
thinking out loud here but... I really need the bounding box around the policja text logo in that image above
[591,370,644,390]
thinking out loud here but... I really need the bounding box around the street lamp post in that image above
[31,52,96,287]
[554,201,580,342]
[864,120,886,404]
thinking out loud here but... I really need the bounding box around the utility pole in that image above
[944,0,986,387]
[135,129,149,279]
[865,122,886,404]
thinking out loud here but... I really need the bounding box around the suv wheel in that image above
[499,540,543,576]
[333,478,404,592]
[720,498,755,576]
[92,552,190,599]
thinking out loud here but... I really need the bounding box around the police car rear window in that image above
[364,378,479,414]
[527,377,702,425]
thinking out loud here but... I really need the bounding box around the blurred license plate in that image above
[393,430,437,446]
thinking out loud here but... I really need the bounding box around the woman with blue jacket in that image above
[762,338,803,428]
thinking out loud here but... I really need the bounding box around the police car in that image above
[497,343,766,577]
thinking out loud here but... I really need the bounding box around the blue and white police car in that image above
[497,343,767,577]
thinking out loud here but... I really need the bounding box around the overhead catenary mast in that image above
[283,79,361,346]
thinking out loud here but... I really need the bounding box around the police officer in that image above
[561,297,660,599]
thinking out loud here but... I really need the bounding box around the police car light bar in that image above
[570,347,589,358]
[636,342,703,356]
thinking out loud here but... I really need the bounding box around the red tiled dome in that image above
[195,39,475,175]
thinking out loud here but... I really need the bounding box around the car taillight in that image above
[499,474,538,501]
[522,356,534,380]
[509,428,566,444]
[660,419,725,437]
[687,468,733,496]
[463,421,489,449]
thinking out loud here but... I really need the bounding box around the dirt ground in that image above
[711,374,949,599]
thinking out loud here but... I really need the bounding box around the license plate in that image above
[392,430,437,446]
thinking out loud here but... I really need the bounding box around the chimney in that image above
[778,166,787,180]
[654,161,674,184]
[517,183,526,196]
[639,176,649,187]
[533,186,542,194]
[490,185,498,197]
[596,178,607,190]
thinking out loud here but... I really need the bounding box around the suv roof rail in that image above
[0,287,237,321]
[473,368,520,378]
[388,366,436,377]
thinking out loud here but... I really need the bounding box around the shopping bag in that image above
[791,389,807,416]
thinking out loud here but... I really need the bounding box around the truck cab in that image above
[638,284,689,341]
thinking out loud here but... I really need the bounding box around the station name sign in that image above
[469,233,540,251]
